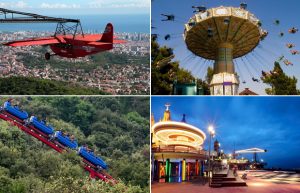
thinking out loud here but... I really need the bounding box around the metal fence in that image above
[152,146,207,155]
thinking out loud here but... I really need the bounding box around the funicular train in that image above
[1,100,108,172]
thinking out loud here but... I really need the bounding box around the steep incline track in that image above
[0,110,117,185]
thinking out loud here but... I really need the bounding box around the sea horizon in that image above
[0,14,150,34]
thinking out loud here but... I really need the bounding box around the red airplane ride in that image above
[3,23,125,60]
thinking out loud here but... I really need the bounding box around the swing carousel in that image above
[153,2,299,95]
[184,5,267,95]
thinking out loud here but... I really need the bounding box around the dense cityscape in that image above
[0,31,150,95]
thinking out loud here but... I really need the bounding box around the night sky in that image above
[152,97,300,169]
[152,0,300,94]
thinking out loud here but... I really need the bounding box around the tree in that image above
[196,79,210,95]
[206,66,214,84]
[0,97,150,192]
[152,41,197,94]
[44,176,145,193]
[262,62,299,95]
[109,135,134,153]
[0,77,106,95]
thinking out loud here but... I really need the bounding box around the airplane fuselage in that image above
[50,34,113,58]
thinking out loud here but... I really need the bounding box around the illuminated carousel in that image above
[184,4,267,95]
[151,104,207,182]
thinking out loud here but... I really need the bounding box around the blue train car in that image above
[54,131,78,149]
[29,116,54,135]
[78,146,108,170]
[4,101,29,120]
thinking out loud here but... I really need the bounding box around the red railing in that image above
[0,112,64,153]
[0,111,117,184]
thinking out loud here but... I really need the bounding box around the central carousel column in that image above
[178,160,182,181]
[196,160,199,176]
[187,162,190,180]
[166,159,170,182]
[154,160,159,181]
[210,43,239,95]
[182,159,186,181]
[158,162,162,180]
[201,161,204,176]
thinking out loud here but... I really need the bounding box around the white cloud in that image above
[0,1,29,9]
[15,1,28,8]
[88,0,149,8]
[40,3,80,9]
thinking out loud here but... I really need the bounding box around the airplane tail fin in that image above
[99,23,113,43]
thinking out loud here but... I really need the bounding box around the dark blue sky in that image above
[152,97,300,169]
[152,0,300,94]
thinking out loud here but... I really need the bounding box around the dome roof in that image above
[152,121,206,148]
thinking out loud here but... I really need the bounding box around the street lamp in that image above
[208,125,215,186]
[208,125,215,134]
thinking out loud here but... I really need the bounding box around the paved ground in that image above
[248,170,300,183]
[152,171,300,193]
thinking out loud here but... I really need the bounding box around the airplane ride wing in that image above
[3,36,61,47]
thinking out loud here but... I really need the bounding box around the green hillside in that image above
[0,77,107,95]
[0,97,149,193]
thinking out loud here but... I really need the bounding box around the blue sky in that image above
[0,0,150,14]
[152,96,300,169]
[152,0,300,95]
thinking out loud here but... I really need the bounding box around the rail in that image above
[0,109,116,184]
[152,146,207,155]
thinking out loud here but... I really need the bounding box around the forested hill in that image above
[0,77,107,95]
[0,97,150,193]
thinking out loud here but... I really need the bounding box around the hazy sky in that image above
[0,0,150,15]
[152,0,300,95]
[152,96,300,169]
